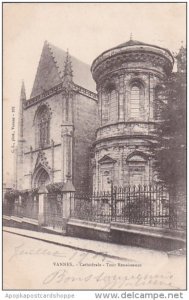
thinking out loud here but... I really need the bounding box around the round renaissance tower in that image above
[91,39,174,191]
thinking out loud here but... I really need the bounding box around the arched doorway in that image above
[33,167,50,188]
[23,167,50,220]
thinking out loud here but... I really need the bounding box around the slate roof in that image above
[116,39,173,57]
[47,42,96,93]
[117,39,147,48]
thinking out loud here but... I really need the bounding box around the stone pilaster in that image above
[118,74,125,121]
[38,185,48,226]
[51,139,54,183]
[61,124,74,182]
[30,146,33,188]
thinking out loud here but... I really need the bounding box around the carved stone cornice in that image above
[24,82,97,109]
[92,51,173,84]
[95,121,158,144]
[92,44,173,74]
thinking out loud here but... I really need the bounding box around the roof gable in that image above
[31,42,62,98]
[98,155,116,164]
[126,151,149,162]
[48,43,96,93]
[31,41,96,98]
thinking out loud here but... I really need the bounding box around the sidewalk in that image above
[3,225,170,266]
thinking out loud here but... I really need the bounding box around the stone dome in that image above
[91,39,174,83]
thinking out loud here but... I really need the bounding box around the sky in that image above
[3,2,186,185]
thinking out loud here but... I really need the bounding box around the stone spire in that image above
[18,81,26,139]
[63,50,73,84]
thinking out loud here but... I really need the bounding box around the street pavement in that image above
[3,227,186,290]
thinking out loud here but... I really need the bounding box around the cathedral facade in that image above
[15,39,174,193]
[16,41,98,193]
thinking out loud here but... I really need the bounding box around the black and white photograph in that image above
[2,2,187,293]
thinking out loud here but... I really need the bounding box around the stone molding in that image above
[24,82,97,109]
[91,44,173,76]
[92,51,173,83]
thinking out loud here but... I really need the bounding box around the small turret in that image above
[63,50,73,85]
[18,81,26,140]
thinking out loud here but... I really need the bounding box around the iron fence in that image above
[3,185,184,231]
[71,185,180,230]
[70,191,112,223]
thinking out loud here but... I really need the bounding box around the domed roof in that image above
[117,39,147,48]
[91,39,174,79]
[116,39,171,55]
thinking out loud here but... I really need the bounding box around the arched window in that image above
[101,92,109,124]
[130,85,140,118]
[109,90,118,122]
[35,105,50,148]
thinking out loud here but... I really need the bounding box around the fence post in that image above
[38,186,48,226]
[61,178,75,230]
[149,185,152,226]
[110,181,114,221]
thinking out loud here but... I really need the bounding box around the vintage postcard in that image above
[2,2,187,292]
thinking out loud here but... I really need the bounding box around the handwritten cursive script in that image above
[9,243,66,262]
[43,269,176,289]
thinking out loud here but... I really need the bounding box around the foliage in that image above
[154,71,186,194]
[46,182,64,194]
[29,187,39,196]
[4,189,20,201]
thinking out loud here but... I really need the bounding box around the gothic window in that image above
[35,105,50,148]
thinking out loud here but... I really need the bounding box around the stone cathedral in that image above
[15,39,174,193]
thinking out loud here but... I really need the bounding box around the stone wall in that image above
[91,41,172,192]
[93,138,154,191]
[73,92,98,193]
[18,89,98,191]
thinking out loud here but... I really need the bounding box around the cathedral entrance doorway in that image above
[33,167,50,188]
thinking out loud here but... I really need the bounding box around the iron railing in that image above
[71,185,180,230]
[3,185,185,231]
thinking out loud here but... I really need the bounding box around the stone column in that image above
[61,124,74,183]
[38,185,48,226]
[51,139,54,182]
[148,73,155,121]
[61,177,75,230]
[30,146,33,189]
[118,74,125,121]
